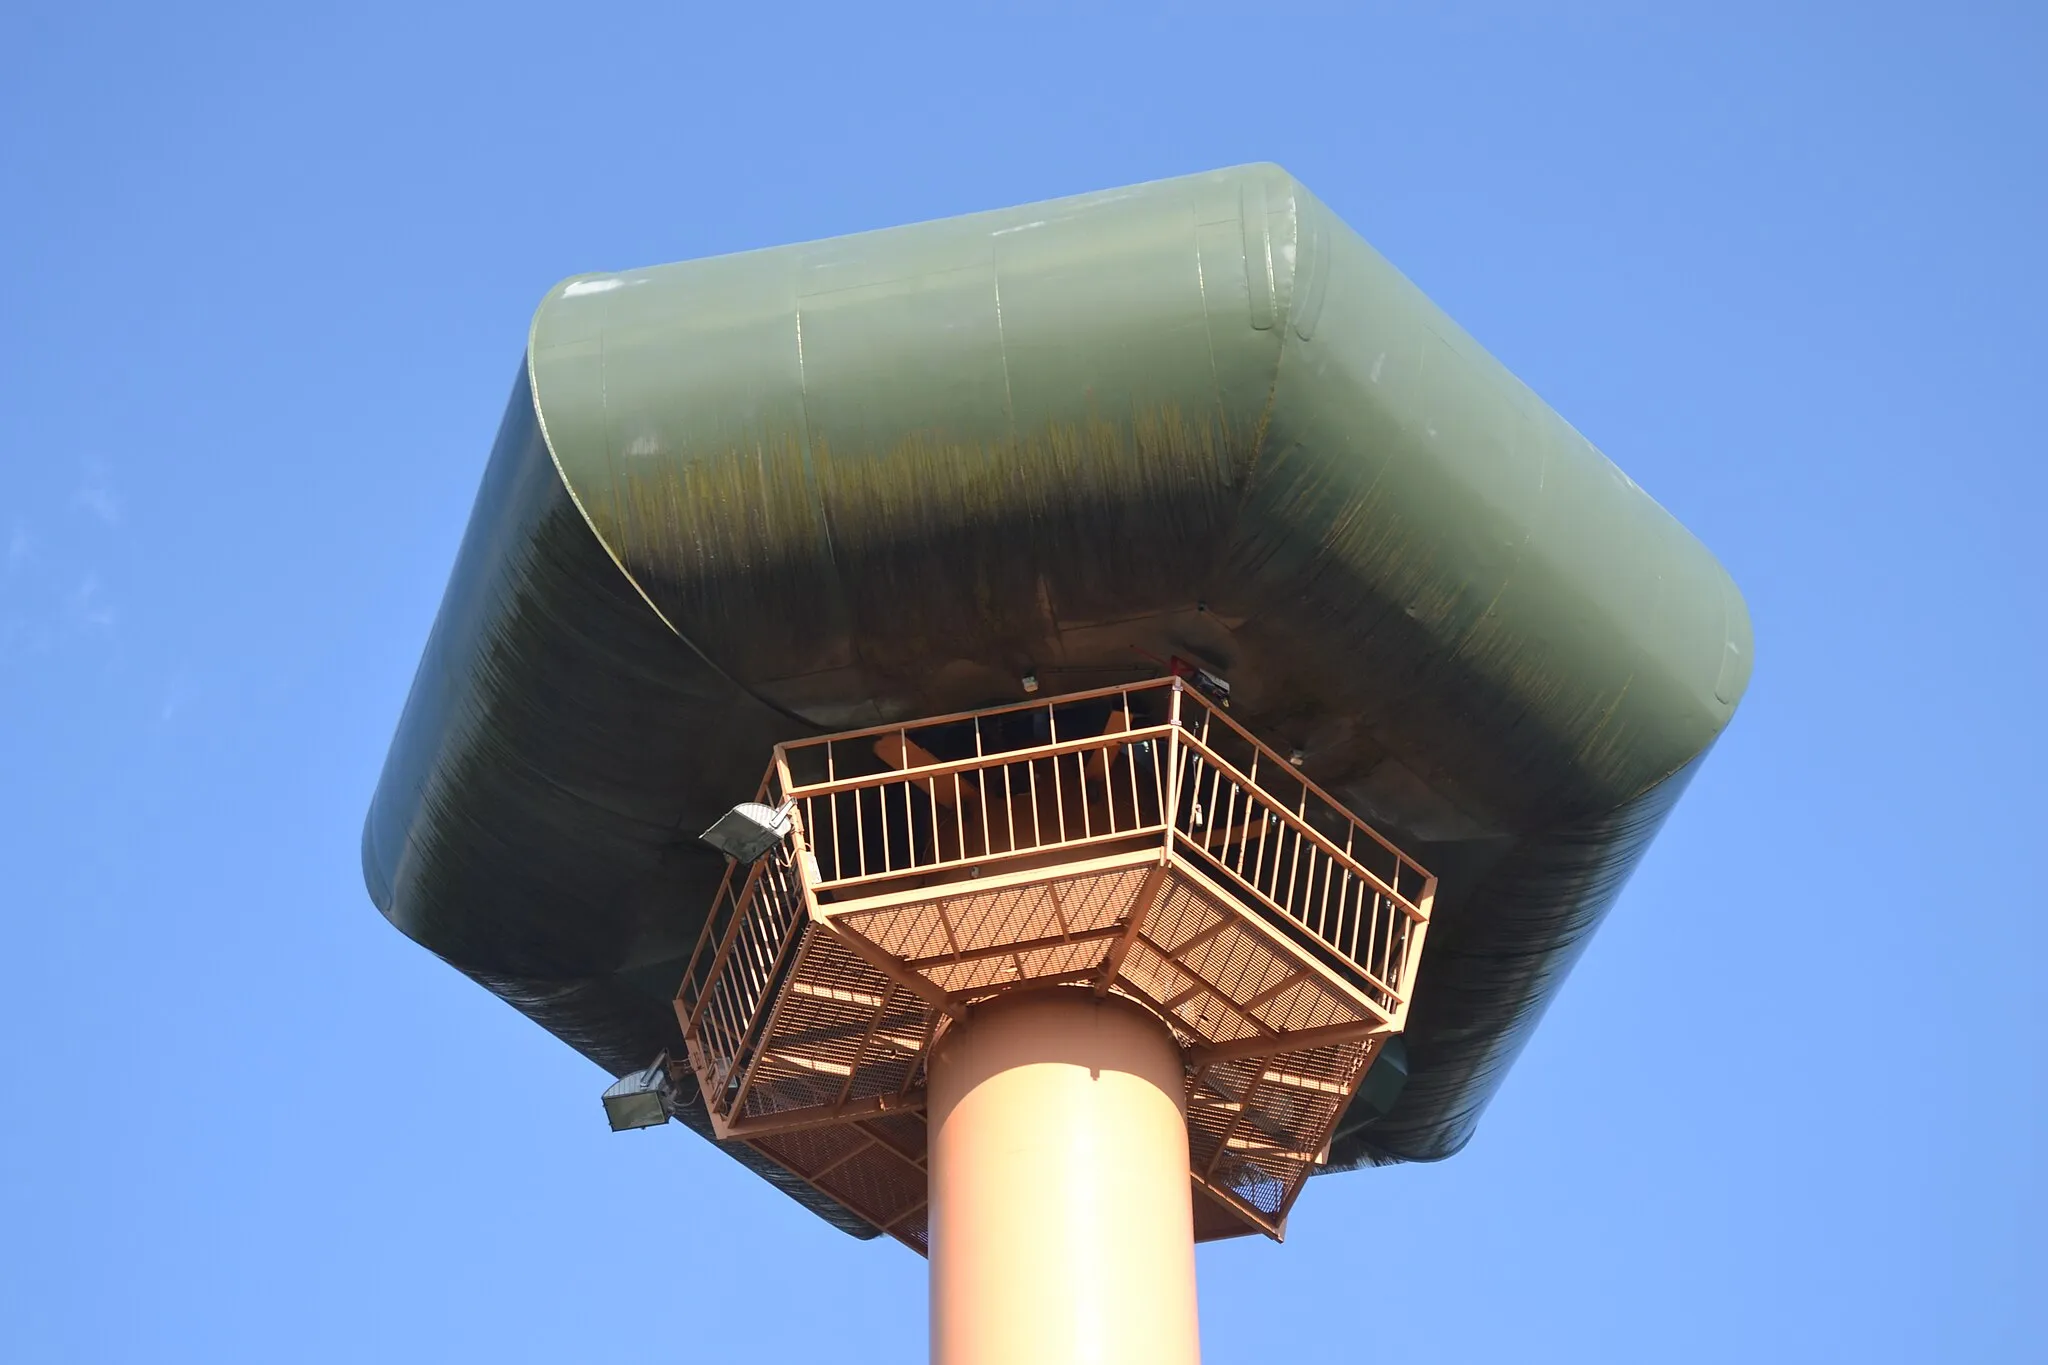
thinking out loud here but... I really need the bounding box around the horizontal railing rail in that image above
[788,712,1173,892]
[778,678,1164,754]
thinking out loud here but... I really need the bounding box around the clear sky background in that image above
[3,4,2042,1361]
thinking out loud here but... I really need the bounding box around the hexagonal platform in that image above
[677,679,1434,1250]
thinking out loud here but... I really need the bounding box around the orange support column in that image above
[927,989,1201,1365]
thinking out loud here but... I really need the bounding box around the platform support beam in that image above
[927,988,1201,1365]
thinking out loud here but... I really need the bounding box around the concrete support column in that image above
[927,988,1200,1365]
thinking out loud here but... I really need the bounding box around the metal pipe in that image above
[927,989,1200,1365]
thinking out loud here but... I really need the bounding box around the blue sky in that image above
[2,4,2041,1361]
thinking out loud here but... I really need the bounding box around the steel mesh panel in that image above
[749,1125,865,1180]
[943,882,1061,955]
[742,1064,845,1119]
[1245,1082,1342,1149]
[891,1205,930,1255]
[859,1112,929,1166]
[1174,984,1263,1045]
[815,1140,926,1229]
[1185,921,1294,1005]
[1214,1150,1295,1218]
[1251,976,1331,1034]
[846,1042,922,1101]
[924,954,1009,995]
[1013,938,1107,982]
[1185,1091,1236,1171]
[789,930,900,1002]
[1198,1056,1264,1104]
[1145,882,1223,954]
[1119,939,1196,1017]
[1057,865,1151,933]
[843,901,954,962]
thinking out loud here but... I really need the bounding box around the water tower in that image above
[365,164,1749,1363]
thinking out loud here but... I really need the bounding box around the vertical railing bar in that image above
[1284,814,1306,924]
[1236,777,1253,888]
[1051,736,1068,844]
[1362,885,1377,984]
[1125,717,1141,831]
[696,863,774,1035]
[1213,758,1232,871]
[905,766,918,871]
[1305,845,1321,940]
[1164,710,1184,861]
[1393,896,1406,996]
[1334,854,1348,951]
[1244,749,1264,889]
[1347,870,1362,962]
[1317,851,1336,943]
[1357,877,1373,965]
[680,861,745,1027]
[1335,868,1351,960]
[716,924,762,1077]
[880,776,893,875]
[1235,770,1254,883]
[1077,747,1093,841]
[1005,759,1018,853]
[1245,779,1267,888]
[1365,890,1381,991]
[1378,891,1394,989]
[1152,726,1167,827]
[725,864,812,1121]
[853,778,866,880]
[1380,888,1393,973]
[1206,752,1222,858]
[1397,906,1411,1000]
[1027,756,1042,848]
[1264,815,1281,907]
[978,763,992,861]
[955,770,968,863]
[1191,739,1213,858]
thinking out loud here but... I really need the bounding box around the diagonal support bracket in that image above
[1095,859,1172,997]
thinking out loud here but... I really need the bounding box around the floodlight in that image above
[699,801,791,864]
[601,1056,678,1132]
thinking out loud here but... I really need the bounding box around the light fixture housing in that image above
[699,801,792,864]
[601,1055,679,1132]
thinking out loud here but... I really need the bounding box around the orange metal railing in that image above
[679,809,809,1107]
[763,679,1430,1013]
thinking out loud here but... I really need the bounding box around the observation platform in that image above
[677,678,1435,1250]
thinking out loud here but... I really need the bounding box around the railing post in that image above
[1164,682,1184,861]
[787,801,818,913]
